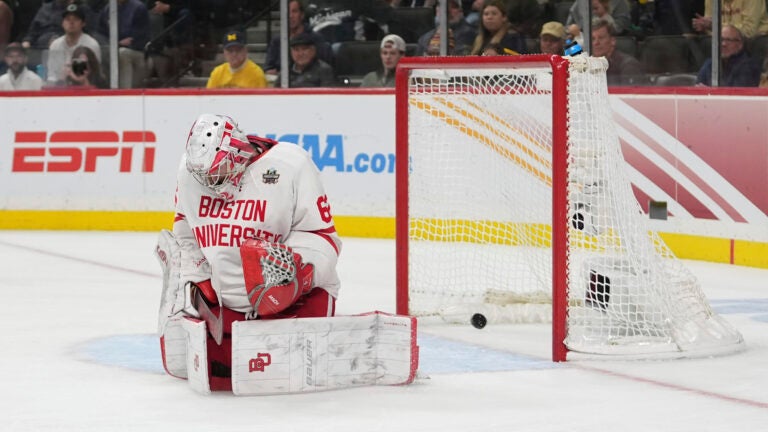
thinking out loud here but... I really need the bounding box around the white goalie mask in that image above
[185,114,256,195]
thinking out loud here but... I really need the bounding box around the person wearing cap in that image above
[45,3,101,85]
[207,30,267,89]
[361,34,405,87]
[0,43,43,91]
[416,0,476,56]
[22,0,97,49]
[97,0,150,88]
[287,32,336,88]
[538,21,565,55]
[264,0,332,76]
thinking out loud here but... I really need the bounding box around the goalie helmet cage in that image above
[394,55,744,362]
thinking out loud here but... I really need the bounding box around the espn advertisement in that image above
[0,89,765,266]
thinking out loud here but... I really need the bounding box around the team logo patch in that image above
[262,168,280,184]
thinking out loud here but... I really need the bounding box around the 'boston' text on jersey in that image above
[198,196,266,221]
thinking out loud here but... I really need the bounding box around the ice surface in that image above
[1,231,766,431]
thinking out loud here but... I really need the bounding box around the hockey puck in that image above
[471,313,487,329]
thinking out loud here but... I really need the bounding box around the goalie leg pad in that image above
[181,317,211,395]
[160,316,188,378]
[230,312,419,396]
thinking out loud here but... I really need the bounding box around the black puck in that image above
[471,313,487,329]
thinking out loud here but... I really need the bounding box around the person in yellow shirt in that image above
[693,0,768,39]
[207,30,267,89]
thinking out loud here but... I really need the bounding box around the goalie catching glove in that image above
[240,238,315,317]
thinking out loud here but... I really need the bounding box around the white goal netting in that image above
[398,55,744,359]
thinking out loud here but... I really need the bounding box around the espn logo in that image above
[12,130,156,173]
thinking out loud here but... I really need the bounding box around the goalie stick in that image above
[192,286,224,345]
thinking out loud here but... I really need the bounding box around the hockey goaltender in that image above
[154,114,417,395]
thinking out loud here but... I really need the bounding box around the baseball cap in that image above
[223,31,246,49]
[289,32,316,47]
[381,34,406,52]
[4,42,25,56]
[540,21,566,39]
[63,3,86,21]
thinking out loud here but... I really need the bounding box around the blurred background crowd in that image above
[0,0,766,90]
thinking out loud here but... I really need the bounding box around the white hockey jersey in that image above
[173,142,342,313]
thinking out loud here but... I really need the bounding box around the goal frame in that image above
[394,55,572,361]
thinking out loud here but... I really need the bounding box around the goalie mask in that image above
[185,114,256,195]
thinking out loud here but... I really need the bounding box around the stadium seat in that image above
[640,35,697,74]
[653,73,697,86]
[525,37,539,54]
[333,41,381,84]
[747,34,768,69]
[690,35,711,72]
[614,36,637,58]
[388,7,435,43]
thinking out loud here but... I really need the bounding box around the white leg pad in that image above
[230,312,419,396]
[181,317,211,395]
[160,316,188,378]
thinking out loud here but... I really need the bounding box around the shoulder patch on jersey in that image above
[262,168,280,184]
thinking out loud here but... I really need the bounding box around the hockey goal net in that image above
[394,55,744,361]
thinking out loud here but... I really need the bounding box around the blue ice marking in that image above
[80,332,557,376]
[417,334,555,374]
[710,299,768,323]
[78,334,164,374]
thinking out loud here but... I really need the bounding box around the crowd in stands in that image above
[2,0,768,90]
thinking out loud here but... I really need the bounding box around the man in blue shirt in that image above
[697,25,761,87]
[97,0,149,88]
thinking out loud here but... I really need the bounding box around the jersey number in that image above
[317,195,333,223]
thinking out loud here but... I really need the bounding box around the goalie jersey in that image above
[173,141,342,313]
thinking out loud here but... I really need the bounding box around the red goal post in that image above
[394,55,743,362]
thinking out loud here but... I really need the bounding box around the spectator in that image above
[288,32,335,87]
[64,45,106,88]
[0,42,43,90]
[22,0,98,49]
[693,0,768,39]
[46,3,101,86]
[0,0,12,48]
[206,30,267,89]
[591,18,644,85]
[305,0,394,44]
[264,0,332,75]
[147,0,194,84]
[416,0,476,56]
[506,0,544,38]
[469,0,527,55]
[361,33,405,87]
[697,24,760,86]
[98,0,150,88]
[567,0,632,38]
[539,20,566,55]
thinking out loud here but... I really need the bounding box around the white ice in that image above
[1,231,767,431]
